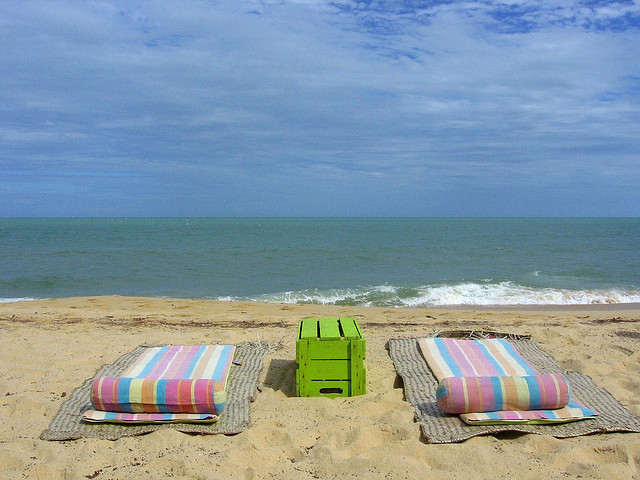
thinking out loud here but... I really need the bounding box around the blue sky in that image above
[1,0,639,217]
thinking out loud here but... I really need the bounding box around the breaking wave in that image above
[218,282,640,307]
[0,297,40,303]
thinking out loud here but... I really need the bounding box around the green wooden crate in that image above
[296,317,366,398]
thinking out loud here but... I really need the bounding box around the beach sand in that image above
[1,296,639,479]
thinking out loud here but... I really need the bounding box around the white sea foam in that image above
[217,282,640,307]
[407,282,640,306]
[0,297,40,303]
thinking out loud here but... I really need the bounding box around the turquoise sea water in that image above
[1,217,639,306]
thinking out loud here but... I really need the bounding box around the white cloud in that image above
[1,0,639,216]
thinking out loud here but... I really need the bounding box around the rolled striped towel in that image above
[91,377,227,414]
[436,373,571,414]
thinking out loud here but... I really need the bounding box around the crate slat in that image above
[318,317,341,339]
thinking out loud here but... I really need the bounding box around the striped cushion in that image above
[419,338,597,424]
[436,373,571,414]
[91,377,227,414]
[84,345,235,423]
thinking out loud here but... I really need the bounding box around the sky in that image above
[1,0,639,217]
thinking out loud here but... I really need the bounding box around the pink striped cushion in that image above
[436,374,571,414]
[91,378,223,414]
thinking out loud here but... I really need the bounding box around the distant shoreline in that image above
[2,295,640,312]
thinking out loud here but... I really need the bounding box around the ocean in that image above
[1,217,639,307]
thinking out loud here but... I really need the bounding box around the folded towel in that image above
[84,345,235,423]
[436,373,571,414]
[419,337,597,424]
[82,411,218,424]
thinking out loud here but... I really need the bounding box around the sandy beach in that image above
[1,296,639,479]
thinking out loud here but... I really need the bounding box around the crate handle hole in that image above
[319,388,343,395]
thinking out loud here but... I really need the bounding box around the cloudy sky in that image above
[1,0,639,217]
